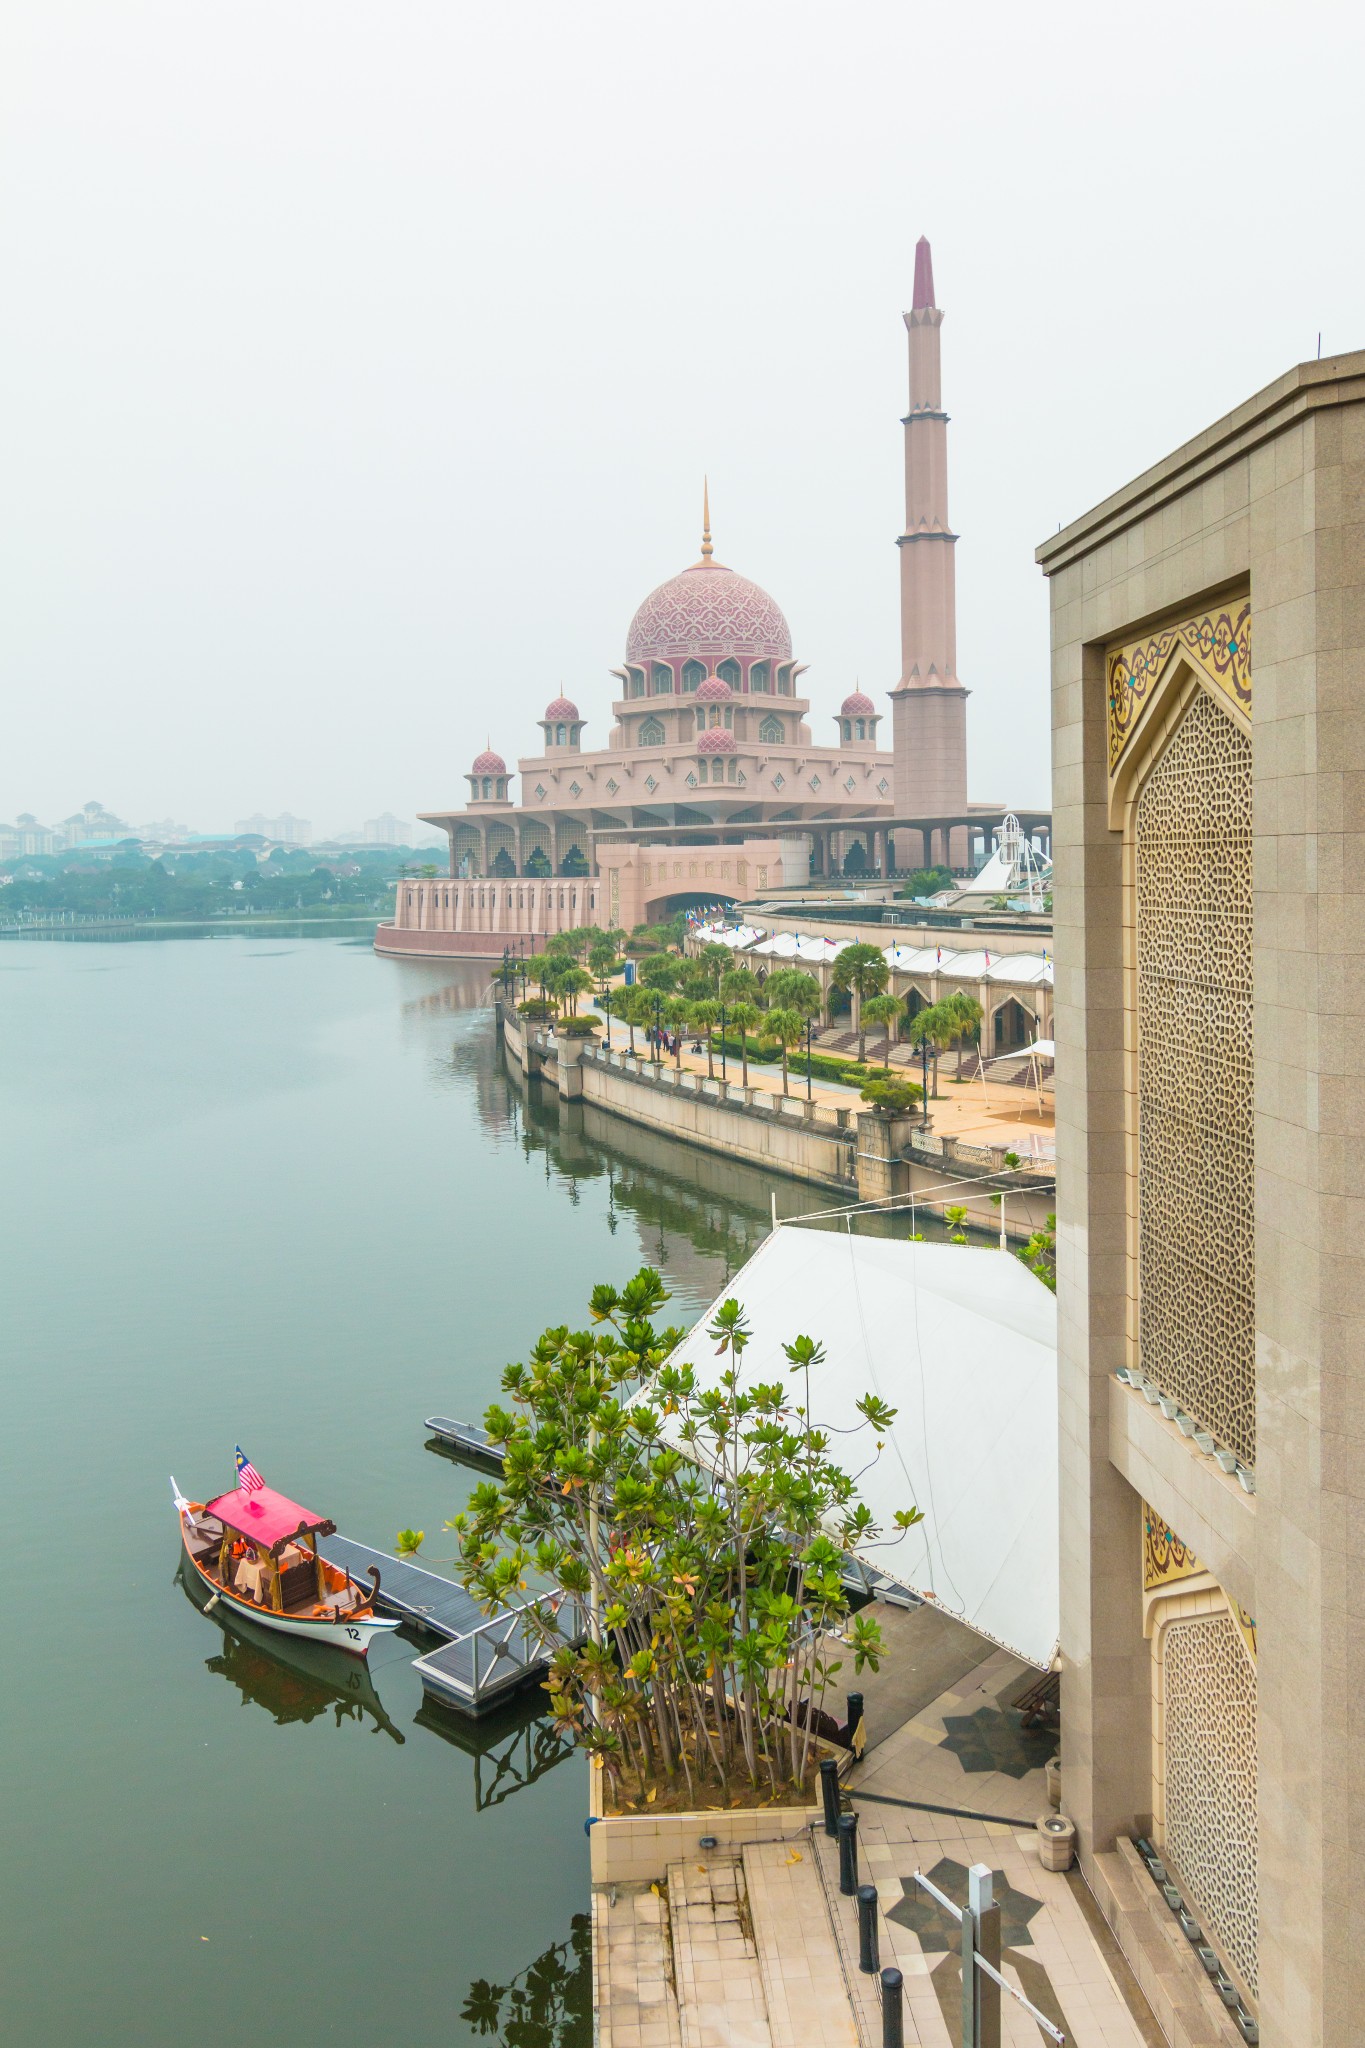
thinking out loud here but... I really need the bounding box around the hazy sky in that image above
[5,1,1363,835]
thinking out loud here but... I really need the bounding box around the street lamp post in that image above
[652,993,663,1065]
[806,1019,814,1101]
[719,1001,727,1083]
[920,1036,930,1127]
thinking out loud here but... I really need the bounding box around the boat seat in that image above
[278,1559,319,1611]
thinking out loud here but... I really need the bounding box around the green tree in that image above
[831,943,889,1062]
[859,1075,923,1116]
[726,1000,762,1087]
[910,1001,955,1098]
[763,967,823,1023]
[1020,1212,1056,1291]
[944,1203,969,1243]
[687,998,719,1079]
[720,966,761,1007]
[638,954,679,994]
[440,1271,918,1803]
[662,994,690,1068]
[694,941,732,992]
[861,992,905,1070]
[557,967,594,1017]
[942,991,984,1077]
[764,1007,807,1097]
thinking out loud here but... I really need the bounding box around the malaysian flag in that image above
[235,1446,264,1494]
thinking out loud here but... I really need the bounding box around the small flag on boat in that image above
[235,1446,264,1494]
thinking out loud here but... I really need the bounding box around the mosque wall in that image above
[1040,348,1365,2048]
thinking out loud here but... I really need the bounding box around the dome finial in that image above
[700,476,713,562]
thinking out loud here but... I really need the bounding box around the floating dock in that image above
[317,1532,585,1717]
[423,1415,503,1470]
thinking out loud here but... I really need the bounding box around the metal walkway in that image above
[317,1532,587,1716]
[424,1415,503,1471]
[317,1534,483,1641]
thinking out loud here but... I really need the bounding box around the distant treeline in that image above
[0,845,434,920]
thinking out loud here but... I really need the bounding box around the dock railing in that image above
[457,1590,589,1710]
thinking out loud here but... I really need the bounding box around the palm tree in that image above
[910,1002,955,1098]
[695,942,731,993]
[720,966,761,1007]
[831,942,889,1062]
[559,966,594,1017]
[621,985,641,1056]
[862,992,905,1070]
[765,1008,807,1097]
[688,999,720,1078]
[943,991,984,1076]
[662,994,690,1067]
[764,967,823,1023]
[727,1000,762,1086]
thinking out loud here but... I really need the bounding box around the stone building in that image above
[1039,347,1365,2045]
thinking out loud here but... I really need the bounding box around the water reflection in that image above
[179,1559,406,1742]
[461,1913,591,2048]
[414,1690,578,1811]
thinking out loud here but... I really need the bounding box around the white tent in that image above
[666,1224,1059,1669]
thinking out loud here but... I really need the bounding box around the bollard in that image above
[857,1883,880,1974]
[880,1966,904,2048]
[844,1689,865,1751]
[838,1810,859,1895]
[819,1755,841,1838]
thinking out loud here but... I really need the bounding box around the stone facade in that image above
[1038,348,1365,2046]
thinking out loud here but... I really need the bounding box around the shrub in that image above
[558,1016,602,1037]
[858,1076,923,1116]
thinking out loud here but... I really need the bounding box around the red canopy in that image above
[202,1484,335,1556]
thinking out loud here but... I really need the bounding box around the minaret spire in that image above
[889,235,969,823]
[700,476,713,562]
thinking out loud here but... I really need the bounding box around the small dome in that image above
[841,691,876,715]
[544,696,580,721]
[471,748,507,774]
[695,673,733,702]
[696,728,736,755]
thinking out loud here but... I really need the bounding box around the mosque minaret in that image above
[890,235,969,818]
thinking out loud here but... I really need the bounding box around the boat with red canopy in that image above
[171,1474,401,1657]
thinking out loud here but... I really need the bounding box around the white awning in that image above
[665,1225,1059,1669]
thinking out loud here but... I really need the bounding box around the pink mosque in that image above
[377,240,1046,959]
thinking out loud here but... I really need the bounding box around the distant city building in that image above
[364,813,409,845]
[60,801,132,847]
[0,814,60,857]
[234,813,312,846]
[137,819,192,845]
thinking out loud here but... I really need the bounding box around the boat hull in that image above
[179,1515,400,1657]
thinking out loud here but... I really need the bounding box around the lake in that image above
[0,932,783,2048]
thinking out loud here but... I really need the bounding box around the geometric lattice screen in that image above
[1135,688,1255,1464]
[1163,1614,1258,1995]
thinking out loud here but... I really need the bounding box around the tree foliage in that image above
[441,1271,920,1807]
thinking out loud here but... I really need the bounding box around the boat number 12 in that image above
[346,1626,361,1643]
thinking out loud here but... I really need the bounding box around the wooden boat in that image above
[171,1476,401,1657]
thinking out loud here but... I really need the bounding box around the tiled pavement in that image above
[850,1642,1056,1824]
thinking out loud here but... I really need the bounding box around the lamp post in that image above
[651,993,663,1065]
[719,1000,728,1083]
[805,1018,814,1101]
[920,1035,930,1127]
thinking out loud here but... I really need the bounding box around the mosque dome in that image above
[695,674,733,702]
[471,747,507,774]
[696,727,737,755]
[543,696,580,721]
[841,690,876,715]
[626,560,792,665]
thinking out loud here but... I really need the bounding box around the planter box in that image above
[587,1766,821,1885]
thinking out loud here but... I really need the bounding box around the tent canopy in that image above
[665,1225,1059,1669]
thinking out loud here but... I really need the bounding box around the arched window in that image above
[652,665,672,694]
[841,720,851,742]
[759,714,784,745]
[639,715,665,746]
[777,667,793,695]
[555,724,566,746]
[750,663,769,693]
[696,759,708,783]
[481,777,491,799]
[724,706,733,729]
[682,661,705,693]
[497,779,507,799]
[718,659,740,688]
[855,719,866,741]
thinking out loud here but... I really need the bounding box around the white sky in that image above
[4,1,1362,835]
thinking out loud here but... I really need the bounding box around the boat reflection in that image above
[178,1556,405,1743]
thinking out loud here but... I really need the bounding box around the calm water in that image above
[0,934,777,2048]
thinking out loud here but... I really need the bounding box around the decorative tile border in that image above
[1108,600,1251,772]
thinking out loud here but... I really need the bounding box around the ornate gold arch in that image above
[1108,599,1251,774]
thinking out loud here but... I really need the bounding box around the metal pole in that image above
[720,1001,727,1081]
[999,1190,1007,1251]
[880,1967,904,2048]
[960,1891,977,2048]
[970,1863,1001,2048]
[837,1810,859,1895]
[806,1019,813,1100]
[845,1691,865,1753]
[819,1755,840,1838]
[857,1884,880,1974]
